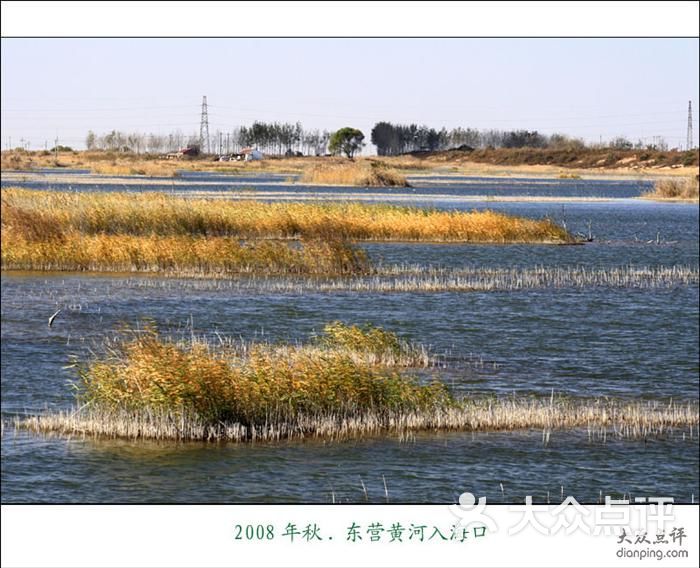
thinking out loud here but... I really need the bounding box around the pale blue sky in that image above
[2,38,698,150]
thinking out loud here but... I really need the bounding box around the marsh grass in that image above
[12,325,699,442]
[0,151,34,171]
[4,149,698,177]
[114,265,699,294]
[17,396,698,443]
[644,177,699,200]
[301,161,411,187]
[1,188,373,275]
[70,325,451,425]
[352,264,699,292]
[1,189,572,243]
[1,232,369,275]
[89,161,179,177]
[314,321,431,366]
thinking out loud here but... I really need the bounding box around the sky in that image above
[1,38,698,151]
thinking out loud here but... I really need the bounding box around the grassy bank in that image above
[1,189,572,244]
[411,147,699,171]
[14,324,698,442]
[300,161,410,187]
[643,176,699,201]
[4,148,697,179]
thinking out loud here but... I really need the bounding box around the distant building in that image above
[165,145,200,160]
[240,147,264,161]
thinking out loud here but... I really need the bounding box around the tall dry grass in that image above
[644,177,699,200]
[1,189,573,243]
[110,265,699,295]
[1,232,369,275]
[10,323,698,443]
[1,189,371,275]
[314,321,432,367]
[0,150,35,171]
[70,325,451,424]
[301,161,411,187]
[0,150,326,176]
[16,399,698,443]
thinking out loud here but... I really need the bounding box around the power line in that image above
[1,104,200,113]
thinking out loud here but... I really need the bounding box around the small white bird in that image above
[48,308,62,328]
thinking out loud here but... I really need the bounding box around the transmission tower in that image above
[199,96,210,153]
[687,100,694,150]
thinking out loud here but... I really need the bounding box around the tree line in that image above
[85,121,671,156]
[85,122,333,156]
[370,122,671,155]
[371,122,585,155]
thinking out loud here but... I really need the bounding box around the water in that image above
[1,174,698,503]
[2,169,653,198]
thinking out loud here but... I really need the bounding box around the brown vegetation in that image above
[4,147,697,179]
[14,325,699,442]
[412,147,699,171]
[301,161,410,187]
[1,233,369,276]
[1,189,572,245]
[643,177,699,201]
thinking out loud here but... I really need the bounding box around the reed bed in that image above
[643,177,699,200]
[62,325,451,424]
[12,325,699,442]
[89,161,179,177]
[116,265,699,294]
[1,232,369,276]
[0,151,35,171]
[1,189,572,243]
[300,161,411,187]
[354,264,700,292]
[172,322,434,369]
[313,321,432,367]
[16,397,698,443]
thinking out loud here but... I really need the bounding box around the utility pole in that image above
[219,131,223,155]
[199,96,210,154]
[54,137,59,160]
[687,100,694,150]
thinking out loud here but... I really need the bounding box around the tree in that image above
[609,136,633,150]
[502,130,547,149]
[329,127,365,158]
[85,131,96,150]
[371,122,399,156]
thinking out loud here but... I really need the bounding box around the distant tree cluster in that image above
[85,130,199,154]
[86,123,333,156]
[370,122,587,155]
[235,122,331,155]
[370,122,676,155]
